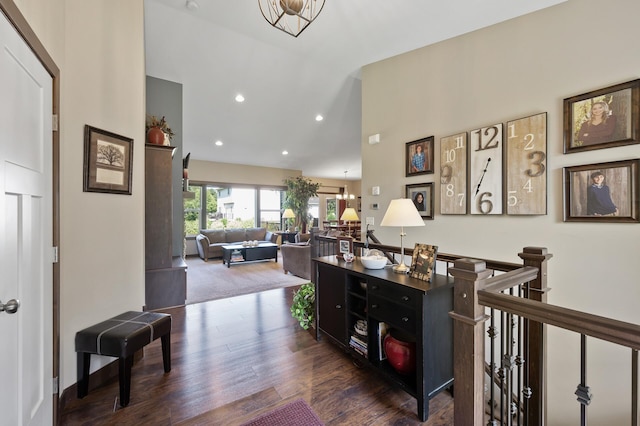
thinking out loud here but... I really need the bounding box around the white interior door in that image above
[0,10,53,426]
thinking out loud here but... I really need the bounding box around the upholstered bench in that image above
[75,311,171,407]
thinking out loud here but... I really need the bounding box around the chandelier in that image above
[336,171,355,200]
[258,0,325,38]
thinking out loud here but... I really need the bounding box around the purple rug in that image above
[240,399,324,426]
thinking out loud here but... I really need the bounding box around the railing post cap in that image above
[453,258,487,271]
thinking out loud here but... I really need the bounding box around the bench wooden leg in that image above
[118,356,134,407]
[161,333,171,373]
[77,352,91,399]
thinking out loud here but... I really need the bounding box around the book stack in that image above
[349,319,368,357]
[230,250,244,262]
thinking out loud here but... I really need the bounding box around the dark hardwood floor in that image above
[60,286,454,425]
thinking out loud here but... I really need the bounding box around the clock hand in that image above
[474,157,491,196]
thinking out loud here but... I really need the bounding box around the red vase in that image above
[147,127,165,145]
[384,329,416,375]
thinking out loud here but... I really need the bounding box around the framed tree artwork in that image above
[563,159,639,222]
[83,125,133,195]
[406,136,434,177]
[563,79,640,153]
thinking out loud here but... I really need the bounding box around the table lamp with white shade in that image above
[380,198,425,273]
[340,207,360,237]
[282,208,296,232]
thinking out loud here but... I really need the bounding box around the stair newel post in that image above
[449,258,493,426]
[518,246,553,426]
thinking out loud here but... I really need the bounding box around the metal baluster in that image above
[575,334,591,426]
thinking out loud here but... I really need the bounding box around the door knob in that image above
[0,299,20,314]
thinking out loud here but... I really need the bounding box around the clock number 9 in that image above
[441,164,452,184]
[476,192,493,214]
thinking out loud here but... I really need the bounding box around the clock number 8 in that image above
[476,192,493,214]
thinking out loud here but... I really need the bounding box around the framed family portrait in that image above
[563,79,640,154]
[409,243,438,282]
[336,236,353,260]
[83,125,133,195]
[563,159,639,223]
[406,183,434,219]
[406,136,434,177]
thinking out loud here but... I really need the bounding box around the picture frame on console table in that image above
[336,236,353,260]
[406,136,434,177]
[406,183,434,219]
[409,243,438,282]
[563,79,640,154]
[83,125,133,195]
[563,159,639,223]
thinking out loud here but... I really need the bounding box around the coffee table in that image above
[221,243,278,268]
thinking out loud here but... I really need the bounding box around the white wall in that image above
[14,0,146,393]
[361,0,639,423]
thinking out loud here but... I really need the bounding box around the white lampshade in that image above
[380,198,425,227]
[282,208,296,219]
[340,207,360,222]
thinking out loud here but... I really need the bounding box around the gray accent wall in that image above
[146,76,185,258]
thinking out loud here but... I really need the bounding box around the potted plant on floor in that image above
[283,176,320,233]
[291,283,315,330]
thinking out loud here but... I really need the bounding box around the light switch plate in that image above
[372,186,380,196]
[366,217,374,226]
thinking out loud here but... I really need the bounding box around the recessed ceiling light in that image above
[315,114,323,121]
[185,0,199,10]
[235,94,245,103]
[282,150,289,155]
[215,140,223,146]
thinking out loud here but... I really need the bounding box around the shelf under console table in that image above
[313,256,454,422]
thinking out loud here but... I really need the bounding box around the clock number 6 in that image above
[476,192,493,214]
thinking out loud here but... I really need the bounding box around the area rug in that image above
[185,254,308,304]
[240,399,324,426]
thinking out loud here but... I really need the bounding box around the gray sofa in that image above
[195,227,278,261]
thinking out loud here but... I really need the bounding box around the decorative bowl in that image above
[360,255,387,269]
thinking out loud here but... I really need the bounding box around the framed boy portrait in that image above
[406,183,434,219]
[563,79,640,154]
[563,159,639,223]
[406,136,434,177]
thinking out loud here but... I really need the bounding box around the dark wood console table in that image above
[313,256,454,421]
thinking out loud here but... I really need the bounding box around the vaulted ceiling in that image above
[144,0,566,180]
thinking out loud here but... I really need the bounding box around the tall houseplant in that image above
[283,176,320,233]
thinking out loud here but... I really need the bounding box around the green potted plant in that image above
[283,176,320,233]
[290,283,315,330]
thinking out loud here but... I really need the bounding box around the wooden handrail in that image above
[478,290,640,350]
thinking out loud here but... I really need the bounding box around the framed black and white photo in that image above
[83,125,133,195]
[336,236,353,260]
[563,79,640,153]
[406,136,434,177]
[563,159,639,222]
[406,183,434,219]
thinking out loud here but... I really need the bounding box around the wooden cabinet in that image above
[314,256,453,422]
[145,144,186,310]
